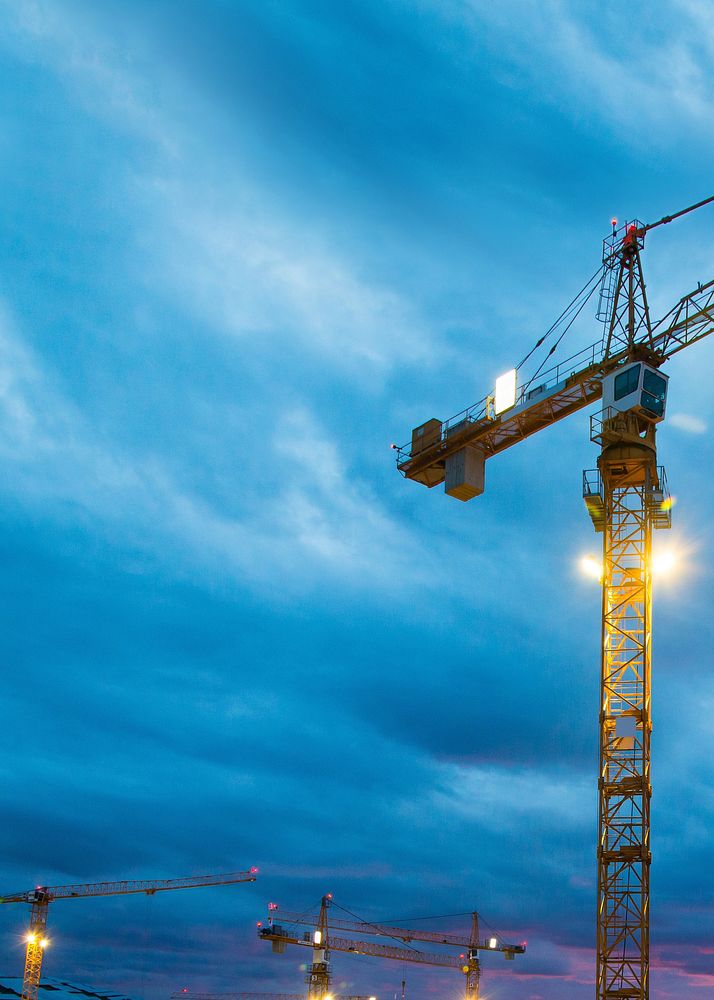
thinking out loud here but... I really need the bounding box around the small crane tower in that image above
[259,894,524,1000]
[1,868,258,1000]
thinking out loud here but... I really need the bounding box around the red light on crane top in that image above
[326,892,333,899]
[250,866,259,873]
[257,921,263,928]
[268,902,278,911]
[611,217,617,227]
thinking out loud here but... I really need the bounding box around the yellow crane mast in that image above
[0,868,258,1000]
[393,195,714,1000]
[258,894,524,1000]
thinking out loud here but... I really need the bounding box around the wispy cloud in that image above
[433,761,590,832]
[669,412,707,434]
[0,298,433,596]
[137,181,432,374]
[3,1,438,378]
[434,0,712,143]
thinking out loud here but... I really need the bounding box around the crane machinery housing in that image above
[393,194,714,1000]
[0,868,258,1000]
[258,894,524,1000]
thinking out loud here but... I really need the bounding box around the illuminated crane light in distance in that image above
[494,369,517,414]
[313,930,322,945]
[488,937,498,949]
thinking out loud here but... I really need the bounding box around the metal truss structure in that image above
[1,869,258,1000]
[395,195,714,1000]
[260,896,525,1000]
[593,425,660,999]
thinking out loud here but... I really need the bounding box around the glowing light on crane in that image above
[579,555,602,580]
[494,369,517,415]
[652,548,677,576]
[582,548,680,580]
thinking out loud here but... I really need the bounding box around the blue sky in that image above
[1,1,714,998]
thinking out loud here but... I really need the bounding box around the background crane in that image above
[0,868,258,1000]
[171,992,378,1000]
[258,894,524,1000]
[394,195,714,1000]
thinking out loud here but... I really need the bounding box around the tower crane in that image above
[258,894,524,1000]
[1,868,258,1000]
[393,193,714,1000]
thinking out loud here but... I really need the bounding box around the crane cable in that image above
[515,195,714,381]
[515,263,605,378]
[328,898,425,956]
[525,270,603,386]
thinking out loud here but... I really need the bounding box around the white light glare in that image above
[40,938,49,949]
[494,369,517,415]
[652,549,677,577]
[489,937,498,949]
[579,555,602,580]
[313,930,322,945]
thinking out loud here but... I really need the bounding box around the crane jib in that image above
[398,275,714,490]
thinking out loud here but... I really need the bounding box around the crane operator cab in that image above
[601,361,668,426]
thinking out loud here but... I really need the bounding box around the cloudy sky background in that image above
[1,1,714,999]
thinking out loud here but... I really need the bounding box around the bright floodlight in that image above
[494,368,517,415]
[489,936,498,949]
[579,555,602,580]
[313,930,322,945]
[25,933,36,944]
[40,938,49,949]
[652,549,677,576]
